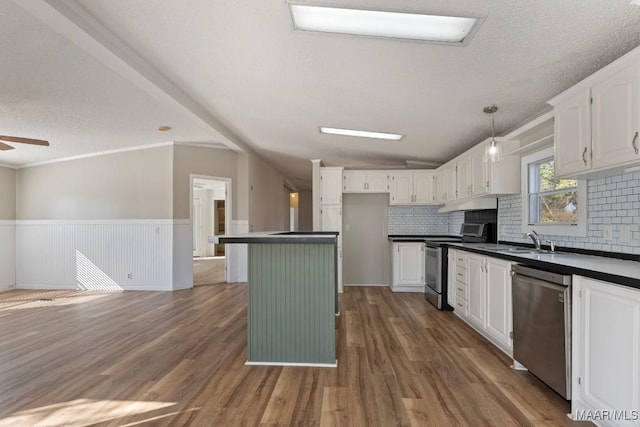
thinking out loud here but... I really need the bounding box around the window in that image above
[521,147,586,236]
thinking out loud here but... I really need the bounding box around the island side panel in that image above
[247,243,336,365]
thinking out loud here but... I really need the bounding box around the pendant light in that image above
[484,105,502,162]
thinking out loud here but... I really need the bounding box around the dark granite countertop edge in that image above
[446,244,640,291]
[217,231,339,244]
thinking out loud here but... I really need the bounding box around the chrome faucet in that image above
[525,230,541,249]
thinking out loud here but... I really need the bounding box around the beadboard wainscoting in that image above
[225,220,248,283]
[0,221,16,291]
[15,220,191,291]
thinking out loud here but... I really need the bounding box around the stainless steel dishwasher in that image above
[512,264,572,399]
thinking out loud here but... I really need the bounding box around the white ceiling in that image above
[3,1,640,190]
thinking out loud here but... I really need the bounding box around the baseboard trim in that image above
[245,360,337,368]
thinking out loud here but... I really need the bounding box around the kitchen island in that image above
[211,231,339,367]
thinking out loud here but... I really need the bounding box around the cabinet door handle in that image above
[582,147,588,166]
[633,131,639,155]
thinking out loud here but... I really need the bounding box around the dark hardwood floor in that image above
[0,285,582,426]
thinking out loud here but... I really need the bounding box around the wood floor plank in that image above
[0,286,586,426]
[319,387,350,426]
[259,367,305,425]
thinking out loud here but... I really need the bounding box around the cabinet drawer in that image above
[454,266,467,283]
[455,254,467,268]
[455,297,467,314]
[455,282,468,300]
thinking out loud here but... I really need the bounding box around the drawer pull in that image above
[457,287,463,292]
[457,272,463,276]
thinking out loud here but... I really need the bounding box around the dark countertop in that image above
[388,234,460,242]
[210,231,339,244]
[447,242,640,291]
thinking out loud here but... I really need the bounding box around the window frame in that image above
[521,147,587,237]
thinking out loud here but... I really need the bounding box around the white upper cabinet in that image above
[456,155,471,200]
[320,167,343,205]
[343,170,389,193]
[389,171,413,204]
[434,167,448,204]
[469,144,489,197]
[552,90,592,176]
[446,164,457,202]
[549,48,640,178]
[435,139,520,206]
[413,171,435,204]
[389,170,435,205]
[591,62,640,170]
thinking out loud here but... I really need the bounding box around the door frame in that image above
[190,174,232,283]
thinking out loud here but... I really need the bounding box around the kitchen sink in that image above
[477,245,554,255]
[497,247,553,254]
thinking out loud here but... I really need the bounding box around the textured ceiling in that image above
[3,0,640,189]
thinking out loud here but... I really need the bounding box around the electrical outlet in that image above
[620,224,631,243]
[603,225,613,240]
[127,273,133,279]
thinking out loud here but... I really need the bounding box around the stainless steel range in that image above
[424,223,494,310]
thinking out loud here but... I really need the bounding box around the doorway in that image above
[191,176,230,285]
[342,194,391,286]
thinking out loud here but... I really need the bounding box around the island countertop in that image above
[209,231,338,244]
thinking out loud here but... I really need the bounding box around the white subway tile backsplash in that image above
[388,206,463,236]
[388,205,449,235]
[498,170,640,254]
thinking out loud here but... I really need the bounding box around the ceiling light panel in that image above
[289,4,479,44]
[320,127,403,140]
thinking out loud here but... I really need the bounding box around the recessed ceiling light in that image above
[289,4,480,44]
[630,0,640,5]
[158,125,171,132]
[320,127,404,141]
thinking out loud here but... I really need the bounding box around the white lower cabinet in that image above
[447,250,457,308]
[392,242,425,292]
[485,258,513,353]
[572,276,640,425]
[452,250,513,356]
[467,254,486,329]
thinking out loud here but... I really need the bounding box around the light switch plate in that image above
[603,224,613,240]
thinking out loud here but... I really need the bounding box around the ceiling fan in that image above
[0,135,49,151]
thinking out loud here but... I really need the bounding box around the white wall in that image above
[173,145,238,285]
[0,166,16,290]
[8,143,292,290]
[17,146,174,220]
[298,190,313,231]
[14,146,178,291]
[247,151,289,232]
